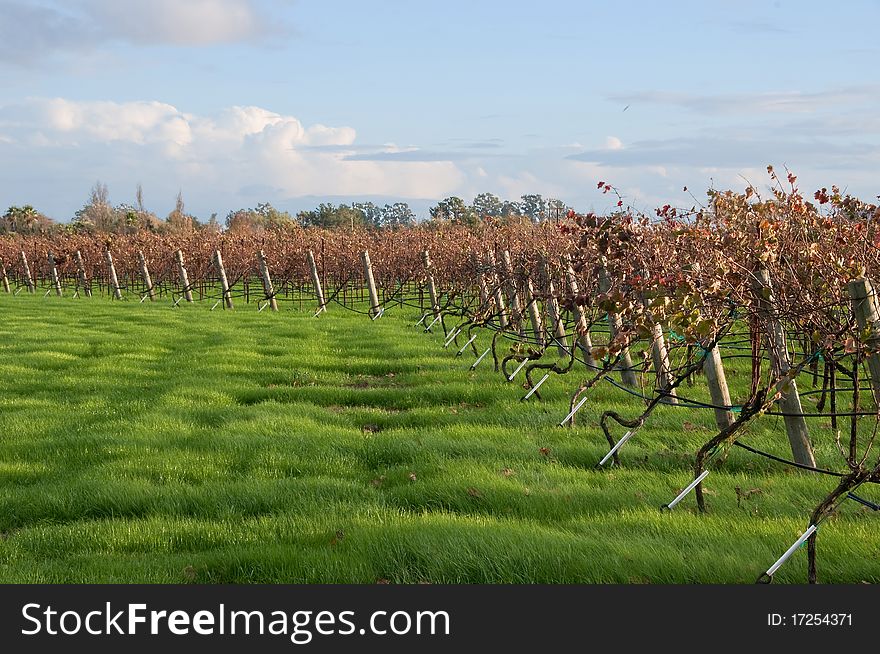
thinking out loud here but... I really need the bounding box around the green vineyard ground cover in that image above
[0,294,877,583]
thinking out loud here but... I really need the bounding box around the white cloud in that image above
[82,0,271,46]
[303,124,357,147]
[0,0,283,65]
[216,105,285,137]
[38,98,193,146]
[2,91,876,222]
[494,171,564,202]
[0,97,464,215]
[604,136,623,150]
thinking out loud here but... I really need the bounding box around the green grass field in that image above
[0,293,877,583]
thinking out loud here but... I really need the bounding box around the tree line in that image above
[1,182,571,235]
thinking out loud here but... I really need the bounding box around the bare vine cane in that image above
[501,345,543,382]
[691,348,842,513]
[462,306,506,360]
[804,465,876,584]
[462,304,511,367]
[798,276,880,583]
[599,328,730,468]
[521,316,604,401]
[521,346,576,401]
[560,354,622,428]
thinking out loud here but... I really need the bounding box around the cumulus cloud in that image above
[0,97,465,216]
[1,91,876,222]
[42,99,192,146]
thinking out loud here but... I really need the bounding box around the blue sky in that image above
[1,0,878,221]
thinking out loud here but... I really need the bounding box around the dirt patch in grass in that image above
[344,373,400,389]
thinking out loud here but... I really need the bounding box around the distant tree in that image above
[352,202,383,229]
[429,196,476,226]
[206,213,221,233]
[500,200,522,219]
[519,194,547,223]
[136,183,146,214]
[226,202,296,232]
[166,190,196,233]
[297,203,366,229]
[73,181,114,232]
[225,209,253,232]
[381,202,415,228]
[546,198,571,222]
[131,183,162,232]
[116,203,140,233]
[92,180,109,206]
[471,192,503,220]
[254,202,295,228]
[1,205,54,234]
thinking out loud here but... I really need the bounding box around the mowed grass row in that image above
[0,293,877,583]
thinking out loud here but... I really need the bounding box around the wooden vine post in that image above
[47,251,62,297]
[539,257,567,355]
[257,250,278,312]
[753,266,816,467]
[485,249,508,328]
[649,323,678,404]
[0,263,9,293]
[19,250,34,293]
[422,250,442,321]
[104,250,123,300]
[361,250,381,318]
[525,277,546,347]
[307,250,326,314]
[137,251,155,301]
[636,265,676,401]
[702,344,735,429]
[213,250,234,310]
[689,263,733,428]
[848,276,880,405]
[75,250,92,297]
[501,249,524,335]
[477,274,490,311]
[793,275,880,584]
[598,259,638,387]
[471,253,490,312]
[796,274,880,581]
[562,256,593,358]
[174,249,194,303]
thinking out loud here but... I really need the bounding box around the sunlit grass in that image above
[0,293,877,583]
